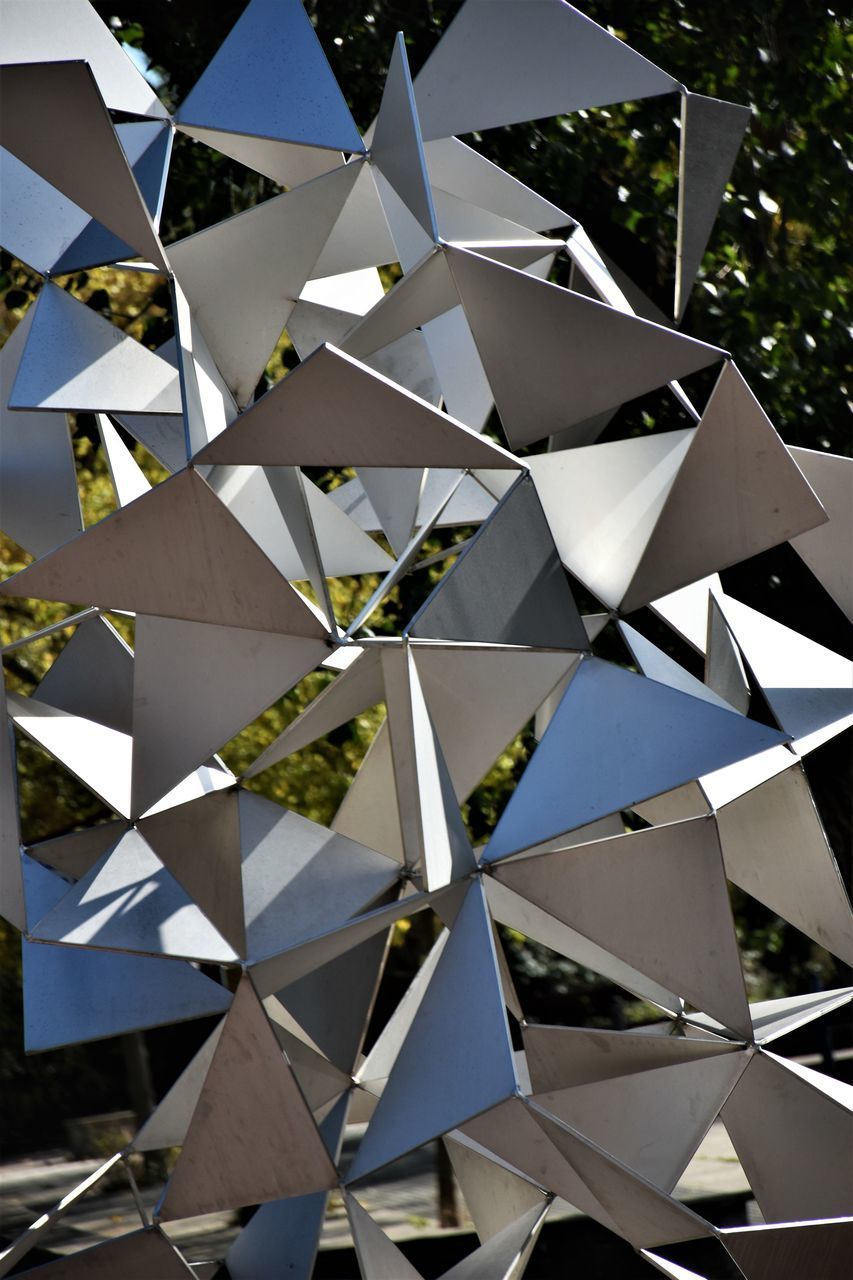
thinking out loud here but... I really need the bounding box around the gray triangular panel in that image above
[0,469,329,637]
[36,616,133,734]
[789,446,853,620]
[371,33,438,240]
[409,475,588,649]
[675,94,751,321]
[413,0,678,141]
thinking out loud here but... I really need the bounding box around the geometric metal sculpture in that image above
[1,3,851,1277]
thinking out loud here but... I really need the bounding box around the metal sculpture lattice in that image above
[1,2,852,1276]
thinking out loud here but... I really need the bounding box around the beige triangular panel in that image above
[715,764,853,965]
[494,818,751,1037]
[157,974,337,1220]
[0,61,167,268]
[721,1050,853,1222]
[168,162,361,407]
[0,469,329,638]
[623,364,828,611]
[527,1102,713,1250]
[445,247,723,449]
[194,344,517,470]
[245,648,384,778]
[534,1052,748,1192]
[132,1020,226,1152]
[721,1219,853,1280]
[523,1024,743,1094]
[10,1227,195,1277]
[10,283,180,414]
[131,614,327,815]
[178,125,343,188]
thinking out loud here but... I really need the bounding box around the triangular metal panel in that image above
[789,446,853,620]
[245,648,384,778]
[51,121,173,274]
[22,859,232,1052]
[2,0,168,117]
[8,690,133,818]
[132,1020,226,1152]
[29,828,239,962]
[341,248,459,362]
[444,1131,547,1245]
[359,466,426,555]
[157,973,337,1220]
[0,679,25,932]
[371,33,438,240]
[26,821,128,884]
[705,595,751,713]
[715,764,853,965]
[619,622,739,713]
[523,1024,743,1094]
[486,870,682,1016]
[534,1052,748,1192]
[345,1192,424,1279]
[0,469,330,638]
[721,1050,853,1222]
[494,817,752,1036]
[346,879,518,1180]
[675,94,751,321]
[237,791,402,965]
[484,657,787,862]
[131,614,327,816]
[168,162,362,407]
[409,476,589,650]
[445,246,723,449]
[424,136,572,233]
[0,61,167,269]
[721,1219,853,1280]
[0,306,82,556]
[413,0,678,141]
[9,282,181,415]
[623,363,828,611]
[526,1101,713,1250]
[441,1200,550,1280]
[745,987,853,1046]
[716,592,853,756]
[139,790,245,956]
[9,1227,195,1277]
[95,413,151,508]
[178,124,344,187]
[175,0,364,153]
[528,430,694,609]
[194,343,518,470]
[357,928,450,1085]
[36,615,134,735]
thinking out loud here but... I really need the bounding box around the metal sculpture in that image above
[1,2,851,1276]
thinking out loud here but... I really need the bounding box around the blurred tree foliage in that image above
[0,1,849,1152]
